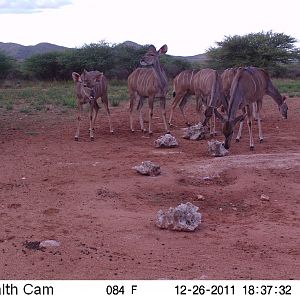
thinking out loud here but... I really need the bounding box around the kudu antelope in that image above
[169,68,225,136]
[128,44,169,134]
[215,66,288,150]
[72,70,113,141]
[168,70,196,126]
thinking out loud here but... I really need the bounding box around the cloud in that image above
[0,0,72,14]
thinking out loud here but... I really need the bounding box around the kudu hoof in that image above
[250,146,254,151]
[259,138,264,143]
[90,136,94,141]
[236,138,240,142]
[74,137,79,141]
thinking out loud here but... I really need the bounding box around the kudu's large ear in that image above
[233,113,246,126]
[214,108,226,123]
[72,72,80,82]
[158,44,168,54]
[95,72,103,82]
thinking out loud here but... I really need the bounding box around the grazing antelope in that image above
[128,44,169,134]
[72,70,113,141]
[169,68,226,136]
[221,67,238,104]
[215,66,288,150]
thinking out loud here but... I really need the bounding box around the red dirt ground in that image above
[0,96,299,280]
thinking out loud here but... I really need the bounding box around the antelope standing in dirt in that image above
[168,70,196,126]
[72,70,113,141]
[128,44,169,134]
[215,66,288,150]
[169,68,225,135]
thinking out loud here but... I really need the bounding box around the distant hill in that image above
[0,40,207,63]
[0,42,69,60]
[174,53,208,63]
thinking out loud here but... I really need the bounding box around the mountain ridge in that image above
[0,41,207,63]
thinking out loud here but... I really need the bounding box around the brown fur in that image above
[72,70,113,141]
[128,45,169,134]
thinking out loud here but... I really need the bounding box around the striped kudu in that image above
[169,69,225,136]
[72,70,113,141]
[168,70,196,126]
[128,44,169,134]
[215,67,288,150]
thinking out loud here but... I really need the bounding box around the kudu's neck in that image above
[266,81,284,106]
[153,60,168,92]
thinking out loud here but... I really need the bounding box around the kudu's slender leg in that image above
[92,101,99,130]
[236,102,262,142]
[137,96,146,132]
[255,99,263,142]
[148,96,154,134]
[160,97,169,133]
[236,120,244,142]
[75,103,83,141]
[236,107,246,142]
[129,92,136,132]
[101,95,114,133]
[89,101,95,141]
[179,94,192,126]
[169,91,185,126]
[209,112,216,136]
[246,105,254,150]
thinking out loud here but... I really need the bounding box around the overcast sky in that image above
[0,0,299,56]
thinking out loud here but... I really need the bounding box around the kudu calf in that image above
[72,70,113,141]
[215,67,288,150]
[128,44,169,134]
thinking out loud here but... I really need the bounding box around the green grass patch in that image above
[273,79,300,94]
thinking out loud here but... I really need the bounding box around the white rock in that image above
[183,123,207,140]
[156,202,202,231]
[154,134,178,148]
[39,240,60,247]
[260,194,270,201]
[208,140,229,157]
[133,161,161,176]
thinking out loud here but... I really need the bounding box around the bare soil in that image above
[0,96,299,280]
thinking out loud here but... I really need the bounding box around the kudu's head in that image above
[279,96,288,119]
[214,109,245,149]
[72,72,94,103]
[140,44,168,67]
[81,69,104,99]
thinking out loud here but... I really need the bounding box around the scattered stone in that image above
[154,133,178,148]
[39,240,61,248]
[156,202,202,231]
[260,194,270,201]
[183,123,207,140]
[197,194,205,200]
[23,240,45,251]
[208,140,229,157]
[133,161,161,176]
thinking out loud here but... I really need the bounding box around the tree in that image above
[206,31,300,76]
[0,51,16,80]
[23,52,64,80]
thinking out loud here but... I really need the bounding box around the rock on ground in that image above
[133,161,161,176]
[154,133,178,148]
[156,202,202,231]
[183,123,207,140]
[207,140,229,157]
